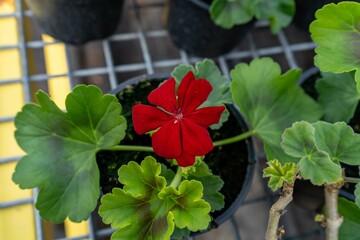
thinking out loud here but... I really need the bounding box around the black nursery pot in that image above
[27,0,125,44]
[96,74,256,235]
[167,0,254,57]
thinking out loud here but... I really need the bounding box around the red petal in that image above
[181,119,213,156]
[132,104,172,134]
[152,120,182,159]
[175,152,196,167]
[180,79,213,114]
[186,106,225,127]
[177,71,195,108]
[148,78,177,112]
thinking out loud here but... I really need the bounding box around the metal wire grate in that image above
[0,0,324,239]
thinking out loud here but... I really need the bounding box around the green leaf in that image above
[183,161,225,212]
[310,2,360,93]
[338,197,360,224]
[316,72,360,123]
[281,121,317,159]
[254,0,295,33]
[339,218,360,240]
[312,121,360,166]
[171,227,190,240]
[171,59,232,129]
[338,197,360,240]
[281,121,342,185]
[263,159,297,191]
[209,0,255,29]
[99,157,211,239]
[355,183,360,208]
[230,58,323,164]
[159,180,211,232]
[13,85,126,223]
[99,157,173,240]
[298,150,341,186]
[192,175,225,212]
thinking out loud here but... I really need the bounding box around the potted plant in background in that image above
[167,0,295,57]
[26,0,125,44]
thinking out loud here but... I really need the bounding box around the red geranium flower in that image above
[132,71,225,167]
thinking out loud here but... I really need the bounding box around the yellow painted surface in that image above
[42,35,70,109]
[64,219,89,238]
[0,0,36,239]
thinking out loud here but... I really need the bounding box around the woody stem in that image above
[265,182,294,240]
[324,183,343,240]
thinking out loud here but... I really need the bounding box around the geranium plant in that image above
[12,55,323,239]
[261,2,360,240]
[209,0,295,33]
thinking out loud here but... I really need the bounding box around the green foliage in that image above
[263,160,297,191]
[230,57,322,164]
[180,159,225,212]
[310,2,360,93]
[281,121,360,185]
[312,121,360,166]
[254,0,295,33]
[209,0,295,32]
[281,121,340,185]
[356,183,360,208]
[12,85,126,222]
[99,157,211,240]
[171,59,232,129]
[338,197,360,240]
[209,0,254,29]
[316,72,360,123]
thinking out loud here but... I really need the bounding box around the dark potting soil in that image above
[96,79,250,221]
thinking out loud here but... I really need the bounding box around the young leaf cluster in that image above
[263,159,297,191]
[99,157,212,240]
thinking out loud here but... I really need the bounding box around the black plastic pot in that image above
[27,0,125,44]
[95,74,256,237]
[167,0,254,57]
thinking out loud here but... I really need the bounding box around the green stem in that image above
[106,145,153,152]
[344,177,360,183]
[213,130,255,147]
[170,167,183,188]
[106,130,255,152]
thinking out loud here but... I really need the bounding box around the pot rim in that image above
[188,0,210,11]
[110,73,257,231]
[298,66,319,85]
